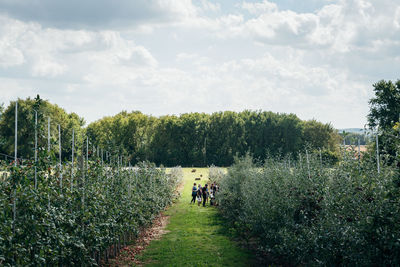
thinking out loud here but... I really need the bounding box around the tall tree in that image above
[368,79,400,130]
[367,79,400,160]
[0,96,85,160]
[302,120,340,152]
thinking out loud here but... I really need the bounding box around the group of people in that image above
[190,182,219,207]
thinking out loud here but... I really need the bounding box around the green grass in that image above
[137,168,256,267]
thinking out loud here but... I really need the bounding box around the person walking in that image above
[202,184,208,207]
[190,183,197,204]
[196,186,202,206]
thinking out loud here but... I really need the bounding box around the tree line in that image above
[0,95,85,162]
[0,95,340,166]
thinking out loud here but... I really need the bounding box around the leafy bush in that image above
[208,164,226,184]
[0,155,179,266]
[217,152,400,266]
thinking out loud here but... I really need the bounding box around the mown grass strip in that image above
[137,168,256,267]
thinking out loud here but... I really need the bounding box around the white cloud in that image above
[395,7,400,28]
[241,0,278,15]
[0,0,199,30]
[0,0,398,129]
[31,56,67,77]
[200,0,221,12]
[0,15,158,82]
[230,0,400,55]
[0,46,24,67]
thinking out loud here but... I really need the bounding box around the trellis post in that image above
[47,117,51,152]
[71,129,75,191]
[14,101,17,166]
[306,149,311,178]
[34,110,38,189]
[376,132,380,174]
[59,125,62,188]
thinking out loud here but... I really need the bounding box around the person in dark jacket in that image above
[202,184,208,207]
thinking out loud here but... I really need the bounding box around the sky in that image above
[0,0,399,129]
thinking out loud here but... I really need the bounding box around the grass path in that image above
[136,168,256,267]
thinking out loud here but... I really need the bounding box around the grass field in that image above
[135,167,256,267]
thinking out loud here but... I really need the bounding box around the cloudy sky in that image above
[0,0,399,128]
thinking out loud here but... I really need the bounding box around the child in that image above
[196,189,202,206]
[210,193,215,205]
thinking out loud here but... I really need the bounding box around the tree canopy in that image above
[87,110,339,166]
[0,97,340,166]
[0,95,85,160]
[367,79,400,161]
[368,79,400,130]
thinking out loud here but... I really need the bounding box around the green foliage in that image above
[0,155,181,266]
[368,79,400,130]
[208,165,226,184]
[340,131,370,145]
[0,103,4,119]
[0,96,85,160]
[217,153,400,266]
[317,149,339,166]
[367,79,400,162]
[0,97,340,167]
[86,111,154,163]
[302,119,340,151]
[87,110,338,167]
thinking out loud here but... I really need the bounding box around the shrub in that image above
[208,164,226,184]
[0,158,177,266]
[217,152,400,266]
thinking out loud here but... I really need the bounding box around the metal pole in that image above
[59,125,62,188]
[101,148,104,167]
[48,117,51,152]
[13,100,17,263]
[376,133,380,174]
[299,153,302,169]
[128,162,131,198]
[117,155,120,175]
[319,148,322,169]
[306,149,311,178]
[82,145,85,210]
[343,138,346,159]
[86,137,88,172]
[358,138,361,172]
[14,101,18,166]
[71,129,74,191]
[34,110,37,189]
